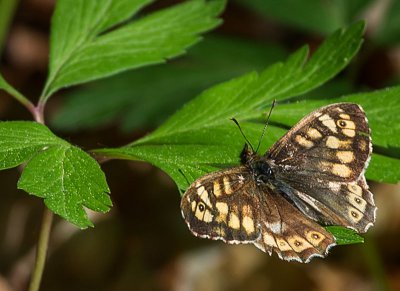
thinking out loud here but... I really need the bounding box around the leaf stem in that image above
[28,207,53,291]
[34,101,46,124]
[1,73,36,114]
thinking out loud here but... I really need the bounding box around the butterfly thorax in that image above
[241,144,274,186]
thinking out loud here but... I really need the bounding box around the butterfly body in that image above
[180,103,376,263]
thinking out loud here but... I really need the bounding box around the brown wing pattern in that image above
[180,167,262,243]
[267,103,371,182]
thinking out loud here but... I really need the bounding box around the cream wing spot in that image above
[216,202,228,214]
[336,151,354,163]
[306,231,325,247]
[295,135,314,148]
[228,213,240,229]
[348,207,363,223]
[263,233,277,248]
[213,181,222,197]
[307,127,323,139]
[287,236,313,252]
[325,136,352,149]
[197,186,205,196]
[319,114,338,133]
[342,128,356,137]
[339,113,351,120]
[191,201,196,212]
[348,193,367,212]
[318,114,331,121]
[276,238,292,251]
[332,163,352,178]
[242,216,255,235]
[348,183,362,196]
[223,176,233,195]
[326,136,340,149]
[216,202,228,223]
[337,119,355,129]
[195,202,206,221]
[199,189,212,208]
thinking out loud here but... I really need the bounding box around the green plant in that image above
[1,0,399,290]
[0,0,225,289]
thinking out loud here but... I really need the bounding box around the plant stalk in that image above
[28,207,53,291]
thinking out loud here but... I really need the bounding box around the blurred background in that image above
[0,0,400,290]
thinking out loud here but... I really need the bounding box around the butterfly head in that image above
[240,144,274,185]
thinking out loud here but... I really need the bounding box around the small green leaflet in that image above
[326,226,364,245]
[0,122,111,228]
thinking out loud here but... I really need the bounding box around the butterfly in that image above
[180,103,376,263]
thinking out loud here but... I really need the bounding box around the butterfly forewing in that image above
[180,102,376,263]
[266,103,376,233]
[181,167,262,243]
[267,103,371,182]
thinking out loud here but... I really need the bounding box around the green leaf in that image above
[0,121,111,228]
[95,22,366,190]
[51,36,287,132]
[326,226,364,245]
[43,0,226,100]
[367,154,400,184]
[18,145,111,228]
[0,121,60,169]
[237,0,373,35]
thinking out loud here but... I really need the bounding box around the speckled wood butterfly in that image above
[180,103,376,263]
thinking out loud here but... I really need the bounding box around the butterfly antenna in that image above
[255,99,276,153]
[231,118,255,152]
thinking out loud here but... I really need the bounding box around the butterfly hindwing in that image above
[254,186,336,263]
[273,175,376,233]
